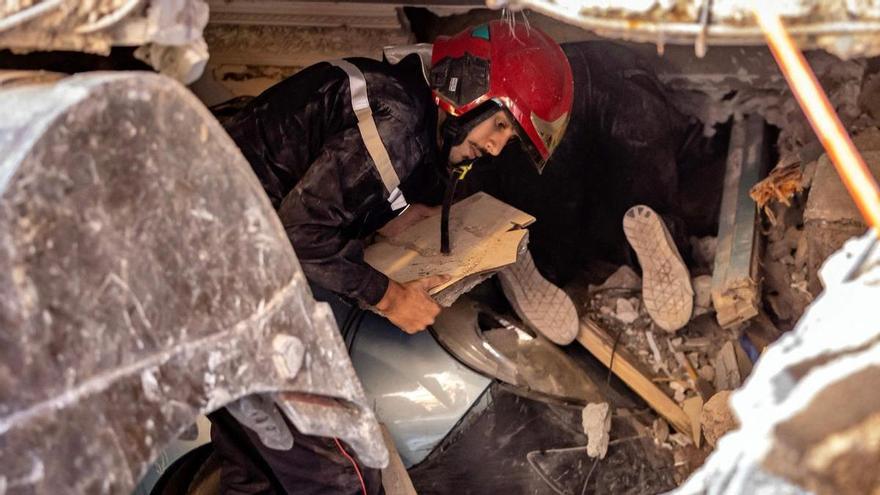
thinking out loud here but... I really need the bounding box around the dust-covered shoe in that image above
[498,249,579,345]
[623,205,694,332]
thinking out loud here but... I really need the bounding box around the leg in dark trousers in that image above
[209,408,382,495]
[208,284,384,495]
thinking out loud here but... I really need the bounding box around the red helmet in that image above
[430,21,573,172]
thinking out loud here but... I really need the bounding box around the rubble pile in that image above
[580,261,758,480]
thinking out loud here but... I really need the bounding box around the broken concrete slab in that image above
[803,146,880,293]
[0,72,387,494]
[804,150,880,225]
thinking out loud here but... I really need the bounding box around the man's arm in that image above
[276,127,444,332]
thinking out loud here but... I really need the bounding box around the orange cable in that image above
[334,437,368,495]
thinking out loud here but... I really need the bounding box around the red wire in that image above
[334,437,368,495]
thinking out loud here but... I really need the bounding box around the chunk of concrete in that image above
[582,402,612,459]
[701,391,739,448]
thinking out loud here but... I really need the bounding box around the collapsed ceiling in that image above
[492,0,880,59]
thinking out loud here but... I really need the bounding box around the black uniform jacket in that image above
[224,54,439,306]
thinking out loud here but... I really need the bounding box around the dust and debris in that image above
[579,270,755,479]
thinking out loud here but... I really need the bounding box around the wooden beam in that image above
[380,424,418,495]
[577,318,692,436]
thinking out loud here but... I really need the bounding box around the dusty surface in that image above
[0,72,386,493]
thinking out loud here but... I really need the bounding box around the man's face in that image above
[448,110,517,165]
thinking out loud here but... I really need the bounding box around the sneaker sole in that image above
[622,205,693,332]
[498,249,579,345]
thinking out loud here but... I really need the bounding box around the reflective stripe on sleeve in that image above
[329,59,402,198]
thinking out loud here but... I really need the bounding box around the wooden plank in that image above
[380,424,418,495]
[712,114,769,328]
[577,318,692,436]
[365,192,535,294]
[682,396,704,447]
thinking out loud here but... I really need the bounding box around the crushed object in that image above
[668,433,692,448]
[645,330,666,374]
[699,390,738,448]
[670,381,687,403]
[582,402,612,459]
[675,351,715,400]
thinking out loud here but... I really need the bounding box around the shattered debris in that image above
[750,160,804,224]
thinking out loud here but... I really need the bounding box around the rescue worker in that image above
[209,21,574,494]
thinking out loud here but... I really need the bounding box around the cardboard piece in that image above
[365,192,535,294]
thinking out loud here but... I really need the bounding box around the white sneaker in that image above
[622,205,694,333]
[498,249,579,345]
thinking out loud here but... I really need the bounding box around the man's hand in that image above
[375,275,450,333]
[377,203,441,239]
